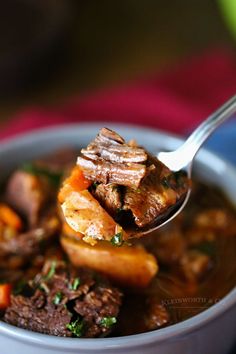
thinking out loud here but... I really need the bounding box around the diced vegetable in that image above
[60,166,122,245]
[58,166,91,203]
[61,189,128,245]
[0,283,12,309]
[61,237,158,287]
[0,204,22,231]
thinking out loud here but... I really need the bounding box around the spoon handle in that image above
[158,95,236,171]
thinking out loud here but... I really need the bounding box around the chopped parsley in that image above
[66,318,84,337]
[53,292,63,305]
[92,182,99,190]
[69,277,80,291]
[111,232,123,247]
[100,316,117,328]
[21,163,63,187]
[43,261,57,281]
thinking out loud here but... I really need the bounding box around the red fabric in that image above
[1,48,236,140]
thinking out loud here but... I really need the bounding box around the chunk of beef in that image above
[81,127,147,164]
[194,209,229,229]
[77,156,147,189]
[77,128,147,188]
[74,286,122,338]
[4,261,122,338]
[123,160,188,228]
[91,184,122,216]
[5,171,52,226]
[145,298,170,330]
[5,289,72,337]
[178,250,212,282]
[143,224,186,266]
[0,211,60,260]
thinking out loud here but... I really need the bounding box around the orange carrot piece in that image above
[0,284,12,309]
[58,166,91,203]
[0,204,22,231]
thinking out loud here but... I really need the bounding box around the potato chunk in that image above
[61,236,158,287]
[61,190,127,245]
[59,166,127,245]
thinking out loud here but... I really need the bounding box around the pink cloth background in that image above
[1,48,236,140]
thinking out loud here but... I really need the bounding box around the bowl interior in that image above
[1,123,236,350]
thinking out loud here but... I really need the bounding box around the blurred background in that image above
[0,0,235,127]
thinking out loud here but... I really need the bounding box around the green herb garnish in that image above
[100,316,117,328]
[111,232,123,247]
[70,277,80,291]
[92,182,99,190]
[21,163,63,187]
[66,318,84,337]
[53,292,63,305]
[44,261,57,281]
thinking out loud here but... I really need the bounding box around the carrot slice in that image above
[0,204,22,231]
[58,166,91,203]
[0,284,12,309]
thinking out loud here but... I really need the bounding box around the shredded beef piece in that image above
[81,127,147,164]
[4,261,122,338]
[77,128,148,188]
[145,297,170,330]
[178,250,212,282]
[143,224,186,266]
[6,171,52,226]
[77,155,147,189]
[0,211,60,259]
[5,289,72,337]
[122,154,188,228]
[91,184,122,216]
[75,286,122,337]
[123,164,174,228]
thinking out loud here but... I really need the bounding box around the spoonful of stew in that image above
[59,95,236,245]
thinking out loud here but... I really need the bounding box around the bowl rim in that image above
[1,122,236,350]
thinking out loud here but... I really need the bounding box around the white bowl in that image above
[0,123,236,354]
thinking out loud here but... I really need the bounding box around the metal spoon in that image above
[133,94,236,237]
